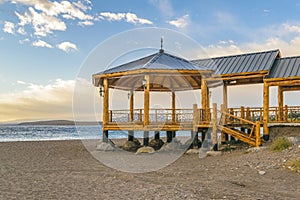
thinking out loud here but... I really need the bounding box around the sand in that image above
[0,140,299,199]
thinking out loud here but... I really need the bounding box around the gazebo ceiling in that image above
[93,50,212,91]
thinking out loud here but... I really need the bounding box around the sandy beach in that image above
[0,140,299,200]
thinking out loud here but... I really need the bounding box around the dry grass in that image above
[286,158,300,173]
[270,137,292,152]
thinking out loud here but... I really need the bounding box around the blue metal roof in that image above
[268,56,300,78]
[95,50,208,75]
[191,49,280,75]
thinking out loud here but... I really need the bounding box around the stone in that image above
[258,170,266,175]
[122,138,141,152]
[96,142,115,151]
[135,146,155,154]
[149,138,164,150]
[206,151,222,157]
[246,146,268,153]
[185,148,200,154]
[160,138,183,151]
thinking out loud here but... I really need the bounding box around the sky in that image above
[1,0,300,123]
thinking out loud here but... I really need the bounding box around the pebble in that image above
[258,170,266,175]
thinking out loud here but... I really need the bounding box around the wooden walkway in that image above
[103,105,300,147]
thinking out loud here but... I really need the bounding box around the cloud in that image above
[32,39,53,48]
[149,0,173,18]
[56,41,78,52]
[168,14,189,28]
[0,79,75,122]
[99,12,153,25]
[19,38,30,44]
[12,0,93,21]
[15,7,67,37]
[3,21,15,34]
[78,20,94,26]
[17,27,26,35]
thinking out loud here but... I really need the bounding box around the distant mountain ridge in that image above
[17,120,101,126]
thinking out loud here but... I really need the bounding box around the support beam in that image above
[128,131,134,141]
[129,91,134,122]
[263,82,269,140]
[103,130,108,143]
[154,131,160,140]
[223,84,228,110]
[201,78,209,121]
[212,103,218,151]
[143,131,149,146]
[102,78,109,143]
[144,74,150,126]
[278,86,284,121]
[103,78,109,125]
[166,131,173,143]
[172,91,176,123]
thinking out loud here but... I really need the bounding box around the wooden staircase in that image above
[217,108,261,147]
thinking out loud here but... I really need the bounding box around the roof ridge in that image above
[191,49,279,61]
[141,51,161,69]
[277,55,300,59]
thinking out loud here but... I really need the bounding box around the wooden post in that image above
[220,104,227,144]
[246,107,251,134]
[103,78,109,125]
[223,84,228,110]
[166,131,173,143]
[143,131,149,146]
[144,74,150,126]
[201,78,208,121]
[241,106,245,132]
[193,104,198,132]
[154,131,160,140]
[278,86,284,122]
[172,91,176,123]
[263,81,270,140]
[255,121,261,147]
[102,78,109,143]
[128,131,134,141]
[284,105,288,122]
[139,109,143,122]
[129,91,134,122]
[212,103,218,151]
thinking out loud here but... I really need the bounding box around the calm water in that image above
[0,125,191,142]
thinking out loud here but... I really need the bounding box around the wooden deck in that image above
[102,105,300,147]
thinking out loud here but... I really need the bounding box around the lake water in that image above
[0,125,191,142]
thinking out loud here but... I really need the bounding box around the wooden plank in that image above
[130,91,134,122]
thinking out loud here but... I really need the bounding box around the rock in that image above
[149,138,164,150]
[160,138,184,151]
[287,137,300,145]
[258,170,266,175]
[96,142,115,151]
[246,146,267,153]
[135,146,155,154]
[206,151,222,156]
[185,148,200,154]
[122,139,141,152]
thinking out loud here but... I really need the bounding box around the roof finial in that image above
[160,36,164,53]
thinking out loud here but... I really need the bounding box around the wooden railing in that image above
[108,106,300,124]
[109,108,194,123]
[226,106,300,123]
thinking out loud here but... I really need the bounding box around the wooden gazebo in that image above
[93,47,300,149]
[92,48,212,146]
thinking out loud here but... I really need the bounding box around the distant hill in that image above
[18,120,102,126]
